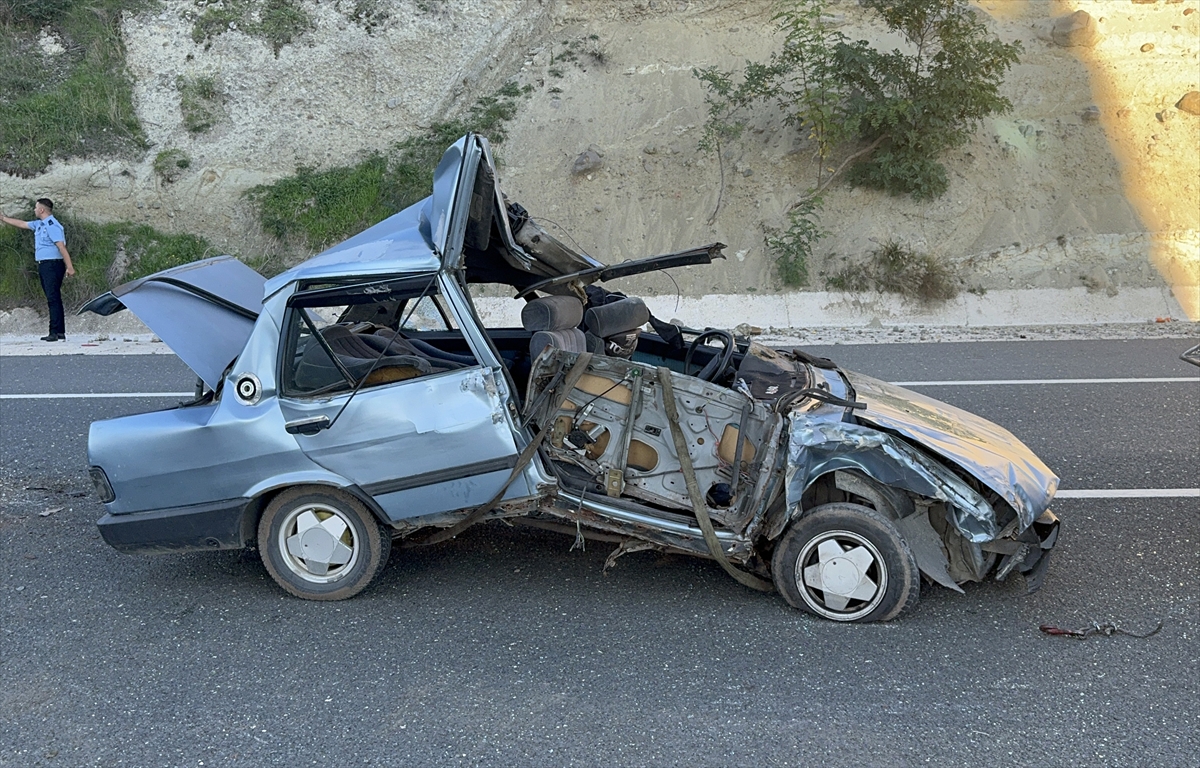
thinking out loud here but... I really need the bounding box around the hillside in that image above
[2,0,1197,325]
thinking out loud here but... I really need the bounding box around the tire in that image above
[258,486,391,601]
[771,502,919,622]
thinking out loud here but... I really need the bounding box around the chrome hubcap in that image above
[796,530,886,621]
[278,503,358,583]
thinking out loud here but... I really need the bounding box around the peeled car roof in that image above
[263,198,439,297]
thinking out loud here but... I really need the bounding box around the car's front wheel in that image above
[258,487,391,600]
[771,502,919,622]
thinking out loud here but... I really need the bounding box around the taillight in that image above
[89,466,115,503]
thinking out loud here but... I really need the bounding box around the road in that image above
[2,338,1197,767]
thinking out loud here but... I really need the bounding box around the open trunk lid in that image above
[79,255,266,390]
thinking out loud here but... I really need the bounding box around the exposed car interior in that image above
[271,264,787,536]
[281,275,479,397]
[272,257,754,410]
[81,134,1059,618]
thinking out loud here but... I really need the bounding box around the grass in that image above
[246,83,532,251]
[257,0,310,54]
[0,0,151,177]
[178,74,225,133]
[825,240,959,303]
[153,148,191,183]
[189,0,319,55]
[190,0,241,47]
[347,0,389,34]
[546,34,606,76]
[247,154,395,250]
[0,209,224,311]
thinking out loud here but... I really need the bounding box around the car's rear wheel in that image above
[258,487,391,601]
[771,502,919,622]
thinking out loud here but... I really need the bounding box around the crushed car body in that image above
[82,133,1060,621]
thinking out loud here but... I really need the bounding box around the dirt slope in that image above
[1,0,1196,318]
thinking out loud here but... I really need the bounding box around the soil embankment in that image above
[1,0,1196,325]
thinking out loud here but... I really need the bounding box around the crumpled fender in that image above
[785,418,1001,542]
[845,372,1059,531]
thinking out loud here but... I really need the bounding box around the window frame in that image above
[278,272,473,399]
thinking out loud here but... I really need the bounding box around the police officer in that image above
[1,198,75,341]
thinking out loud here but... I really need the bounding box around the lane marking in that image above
[1056,489,1199,498]
[892,377,1199,386]
[3,394,1196,499]
[1,392,193,399]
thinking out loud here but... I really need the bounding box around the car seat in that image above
[293,325,435,391]
[583,296,649,358]
[521,295,586,359]
[372,328,475,368]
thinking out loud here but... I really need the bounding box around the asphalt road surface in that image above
[2,338,1197,767]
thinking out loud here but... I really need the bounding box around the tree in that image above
[836,0,1022,199]
[697,0,1022,201]
[694,0,1020,287]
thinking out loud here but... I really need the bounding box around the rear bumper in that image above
[98,498,250,554]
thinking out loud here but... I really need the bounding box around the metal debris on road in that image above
[1039,621,1164,639]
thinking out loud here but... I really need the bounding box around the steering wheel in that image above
[683,329,736,382]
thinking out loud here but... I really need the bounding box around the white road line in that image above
[1056,489,1200,498]
[1,393,193,399]
[3,393,1196,499]
[892,377,1199,386]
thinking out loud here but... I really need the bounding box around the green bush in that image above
[0,0,150,177]
[846,148,949,200]
[834,0,1021,198]
[764,199,822,287]
[247,84,531,251]
[696,0,1020,201]
[825,240,959,303]
[1,209,221,311]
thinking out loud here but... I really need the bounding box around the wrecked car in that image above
[83,134,1060,622]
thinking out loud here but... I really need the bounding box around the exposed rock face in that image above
[572,147,603,175]
[1052,10,1101,48]
[1176,92,1200,115]
[2,0,1195,317]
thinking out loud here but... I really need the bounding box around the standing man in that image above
[1,198,75,341]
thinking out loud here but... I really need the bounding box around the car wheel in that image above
[771,502,919,622]
[258,487,391,601]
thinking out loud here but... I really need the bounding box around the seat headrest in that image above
[521,295,584,331]
[584,297,649,338]
[531,328,587,358]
